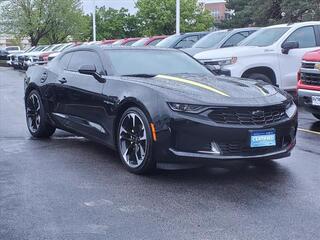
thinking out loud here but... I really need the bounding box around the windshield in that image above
[156,35,180,48]
[193,31,228,48]
[240,27,290,47]
[123,40,138,46]
[40,45,52,52]
[105,49,211,76]
[31,46,48,52]
[45,45,60,51]
[132,38,149,47]
[25,47,36,53]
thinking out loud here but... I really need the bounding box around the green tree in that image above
[90,7,141,40]
[1,0,89,45]
[135,0,213,35]
[220,0,320,28]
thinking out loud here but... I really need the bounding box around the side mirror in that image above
[78,64,105,83]
[281,41,299,54]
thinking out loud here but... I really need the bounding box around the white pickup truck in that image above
[195,21,320,90]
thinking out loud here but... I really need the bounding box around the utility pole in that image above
[176,0,180,34]
[93,0,96,41]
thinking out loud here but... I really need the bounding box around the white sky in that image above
[81,0,224,14]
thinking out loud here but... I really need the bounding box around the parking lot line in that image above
[298,128,320,136]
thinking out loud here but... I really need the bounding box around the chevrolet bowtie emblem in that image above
[315,63,320,71]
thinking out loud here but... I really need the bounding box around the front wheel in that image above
[25,90,56,138]
[117,107,155,174]
[312,113,320,120]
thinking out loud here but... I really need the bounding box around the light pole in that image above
[176,0,180,34]
[93,0,96,42]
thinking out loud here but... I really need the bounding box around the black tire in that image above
[313,113,320,120]
[25,90,56,138]
[248,73,273,85]
[117,107,155,174]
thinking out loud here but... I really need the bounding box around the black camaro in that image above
[24,46,297,174]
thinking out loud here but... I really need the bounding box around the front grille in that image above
[302,62,315,69]
[208,106,287,125]
[301,72,320,86]
[219,136,291,156]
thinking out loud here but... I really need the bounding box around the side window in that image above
[67,51,104,74]
[285,26,316,48]
[175,35,198,48]
[59,53,72,70]
[222,32,248,48]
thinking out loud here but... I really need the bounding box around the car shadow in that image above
[34,130,295,204]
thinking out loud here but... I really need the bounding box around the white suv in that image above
[195,21,320,90]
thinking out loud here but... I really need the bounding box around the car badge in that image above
[315,63,320,71]
[252,110,264,118]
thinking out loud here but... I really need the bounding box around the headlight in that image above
[285,102,297,118]
[200,57,237,67]
[168,103,207,113]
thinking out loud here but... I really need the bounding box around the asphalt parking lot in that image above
[1,67,320,240]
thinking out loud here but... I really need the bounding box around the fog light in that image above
[210,142,221,154]
[198,141,221,155]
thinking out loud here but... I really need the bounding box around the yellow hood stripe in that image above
[255,86,268,96]
[156,75,229,97]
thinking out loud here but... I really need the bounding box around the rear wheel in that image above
[25,90,56,138]
[117,107,155,174]
[313,113,320,120]
[248,73,273,85]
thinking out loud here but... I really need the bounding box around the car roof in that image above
[64,45,180,54]
[264,21,320,29]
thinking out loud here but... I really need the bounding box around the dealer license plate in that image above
[250,129,276,148]
[312,96,320,106]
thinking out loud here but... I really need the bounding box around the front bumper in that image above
[153,110,297,164]
[298,88,320,115]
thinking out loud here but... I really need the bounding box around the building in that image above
[203,0,233,22]
[0,34,30,49]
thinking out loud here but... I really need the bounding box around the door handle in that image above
[59,77,67,84]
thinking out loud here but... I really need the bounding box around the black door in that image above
[52,50,109,141]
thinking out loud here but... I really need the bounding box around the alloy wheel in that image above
[119,112,148,168]
[26,93,41,133]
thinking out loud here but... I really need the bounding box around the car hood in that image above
[182,48,211,56]
[194,46,271,60]
[118,73,289,106]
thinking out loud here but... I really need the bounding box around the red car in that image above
[297,49,320,120]
[112,38,141,46]
[131,36,167,47]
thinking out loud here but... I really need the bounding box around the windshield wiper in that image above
[122,74,156,78]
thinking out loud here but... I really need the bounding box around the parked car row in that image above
[7,43,77,70]
[6,27,257,70]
